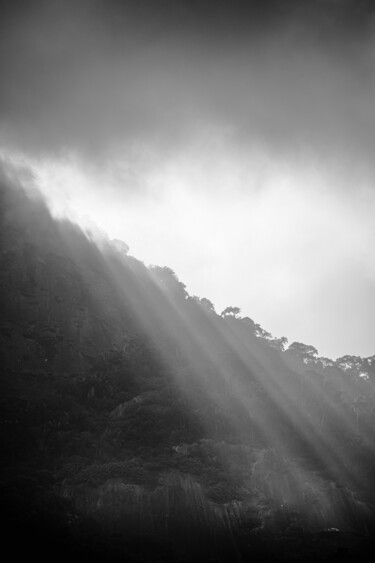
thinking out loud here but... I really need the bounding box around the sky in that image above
[0,0,375,359]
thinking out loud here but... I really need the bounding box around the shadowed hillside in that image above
[1,161,375,561]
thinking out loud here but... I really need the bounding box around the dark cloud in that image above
[1,0,375,165]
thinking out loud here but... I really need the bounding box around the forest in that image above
[1,162,375,562]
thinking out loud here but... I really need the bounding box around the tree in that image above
[268,336,288,352]
[335,355,373,380]
[190,296,216,313]
[111,239,129,255]
[286,342,318,364]
[221,306,241,318]
[200,298,216,313]
[241,316,256,328]
[149,266,188,300]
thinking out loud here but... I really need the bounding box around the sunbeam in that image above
[1,1,375,561]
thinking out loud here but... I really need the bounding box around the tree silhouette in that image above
[286,341,318,363]
[221,306,241,318]
[200,298,216,313]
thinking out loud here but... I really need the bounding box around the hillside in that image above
[1,161,375,562]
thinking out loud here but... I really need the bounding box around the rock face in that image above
[92,474,241,560]
[1,167,375,561]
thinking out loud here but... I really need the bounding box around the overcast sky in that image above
[1,0,375,359]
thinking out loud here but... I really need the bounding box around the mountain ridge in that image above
[1,162,375,561]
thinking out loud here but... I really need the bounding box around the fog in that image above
[1,0,374,357]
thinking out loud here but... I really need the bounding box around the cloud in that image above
[1,1,374,359]
[1,0,375,176]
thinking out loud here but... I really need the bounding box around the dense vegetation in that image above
[1,162,375,561]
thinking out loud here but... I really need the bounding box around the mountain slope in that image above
[1,162,375,561]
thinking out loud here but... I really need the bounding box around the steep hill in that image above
[1,161,375,562]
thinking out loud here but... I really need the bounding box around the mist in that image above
[1,0,375,356]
